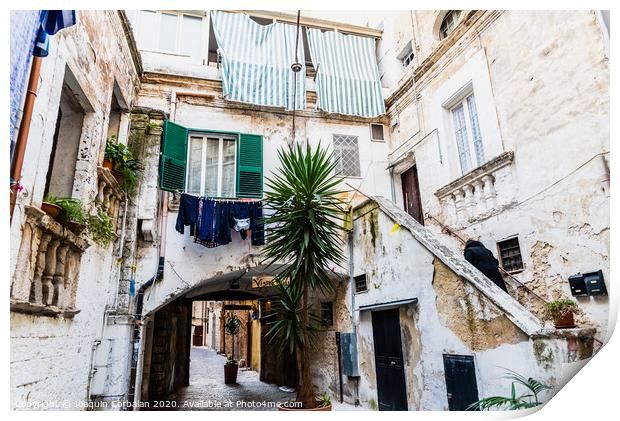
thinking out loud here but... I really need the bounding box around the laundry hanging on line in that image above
[175,193,265,248]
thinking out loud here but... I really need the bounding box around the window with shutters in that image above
[186,134,237,197]
[450,93,485,174]
[333,134,361,177]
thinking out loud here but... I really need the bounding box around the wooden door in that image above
[443,354,479,411]
[401,165,424,225]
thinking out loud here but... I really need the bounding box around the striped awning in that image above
[211,11,306,110]
[307,29,385,118]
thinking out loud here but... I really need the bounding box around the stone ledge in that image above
[24,205,90,252]
[97,166,123,199]
[435,151,514,199]
[533,327,598,340]
[10,299,80,318]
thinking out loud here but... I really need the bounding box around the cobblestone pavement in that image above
[172,347,362,411]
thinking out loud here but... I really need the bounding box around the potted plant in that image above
[224,312,241,384]
[41,194,62,220]
[54,197,88,234]
[315,393,332,411]
[263,143,345,409]
[104,138,141,193]
[542,299,581,328]
[88,206,116,246]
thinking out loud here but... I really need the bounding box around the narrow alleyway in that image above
[173,347,293,410]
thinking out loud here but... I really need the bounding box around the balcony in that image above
[10,205,90,317]
[435,151,515,227]
[96,166,124,228]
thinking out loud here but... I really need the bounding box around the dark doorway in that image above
[192,325,204,346]
[401,164,424,225]
[371,308,408,411]
[443,354,479,411]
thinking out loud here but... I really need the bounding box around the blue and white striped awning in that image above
[307,29,385,118]
[211,11,306,110]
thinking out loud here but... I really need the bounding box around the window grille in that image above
[321,302,334,326]
[355,274,367,293]
[497,237,524,273]
[333,134,361,177]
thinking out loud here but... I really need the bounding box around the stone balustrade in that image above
[10,205,90,317]
[97,166,124,227]
[435,151,515,226]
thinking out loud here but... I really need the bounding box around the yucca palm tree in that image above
[263,142,346,408]
[467,368,552,411]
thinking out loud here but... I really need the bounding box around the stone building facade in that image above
[9,9,609,411]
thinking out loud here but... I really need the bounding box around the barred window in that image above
[333,134,361,177]
[497,237,524,273]
[354,274,367,293]
[321,302,334,326]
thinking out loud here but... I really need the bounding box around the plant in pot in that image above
[104,139,141,194]
[41,194,63,220]
[88,206,116,246]
[542,299,581,329]
[263,143,345,410]
[315,393,332,411]
[54,197,88,234]
[224,312,241,384]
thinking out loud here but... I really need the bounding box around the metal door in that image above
[401,165,424,225]
[443,354,479,410]
[372,309,408,411]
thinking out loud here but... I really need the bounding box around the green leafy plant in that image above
[263,143,346,408]
[88,206,115,246]
[467,368,552,411]
[315,393,331,408]
[542,299,581,322]
[224,312,242,363]
[104,137,141,194]
[225,355,238,366]
[43,195,88,226]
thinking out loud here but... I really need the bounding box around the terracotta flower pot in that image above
[41,202,61,220]
[224,364,238,384]
[553,311,576,329]
[103,159,114,170]
[278,404,332,411]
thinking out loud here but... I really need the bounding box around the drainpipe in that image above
[10,56,42,222]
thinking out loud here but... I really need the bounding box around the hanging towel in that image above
[231,202,251,240]
[250,202,265,246]
[175,193,200,235]
[306,28,385,118]
[210,11,306,110]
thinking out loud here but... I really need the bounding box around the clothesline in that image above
[175,193,265,249]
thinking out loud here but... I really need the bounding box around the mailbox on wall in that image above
[569,270,607,297]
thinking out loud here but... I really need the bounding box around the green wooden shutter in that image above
[159,121,188,192]
[236,133,263,198]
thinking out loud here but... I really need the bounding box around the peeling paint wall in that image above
[349,203,587,410]
[10,11,140,410]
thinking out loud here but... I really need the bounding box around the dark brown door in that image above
[401,165,424,225]
[192,325,203,346]
[372,309,408,411]
[443,354,479,411]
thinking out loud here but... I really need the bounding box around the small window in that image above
[333,134,361,177]
[397,41,415,68]
[450,93,484,174]
[186,134,237,197]
[370,124,385,142]
[497,237,524,273]
[354,274,367,293]
[321,302,333,326]
[440,10,462,40]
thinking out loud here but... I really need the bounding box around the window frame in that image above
[496,236,525,274]
[354,274,368,293]
[449,92,485,174]
[185,132,238,198]
[130,10,205,60]
[332,134,362,178]
[321,302,334,327]
[439,10,463,40]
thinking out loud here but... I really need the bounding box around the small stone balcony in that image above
[435,151,515,227]
[10,205,90,317]
[97,166,124,227]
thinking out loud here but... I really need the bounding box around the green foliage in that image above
[315,393,331,408]
[263,142,346,296]
[43,195,87,225]
[224,312,241,336]
[225,355,238,366]
[266,284,322,355]
[368,398,378,411]
[105,137,141,194]
[467,368,552,411]
[542,299,580,321]
[88,206,115,246]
